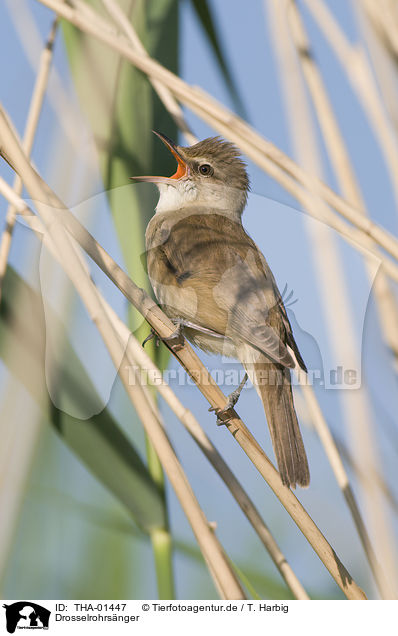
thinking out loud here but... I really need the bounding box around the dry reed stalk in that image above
[334,434,398,516]
[179,95,398,287]
[283,0,398,597]
[267,0,387,594]
[360,0,398,60]
[99,298,310,600]
[268,0,391,598]
[0,176,358,602]
[0,171,309,600]
[354,3,398,138]
[5,0,88,151]
[0,18,57,305]
[35,0,398,268]
[0,180,246,601]
[0,17,58,586]
[299,0,398,359]
[0,109,366,600]
[53,0,398,288]
[121,365,246,599]
[301,382,392,598]
[303,0,398,210]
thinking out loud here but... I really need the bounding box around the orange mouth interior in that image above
[169,146,187,179]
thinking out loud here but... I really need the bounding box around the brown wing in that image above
[146,209,304,369]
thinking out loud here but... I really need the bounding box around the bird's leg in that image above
[142,318,185,351]
[209,373,248,425]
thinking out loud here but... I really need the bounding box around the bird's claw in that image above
[142,329,160,347]
[142,322,184,352]
[208,374,248,426]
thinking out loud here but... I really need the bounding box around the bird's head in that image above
[132,132,250,218]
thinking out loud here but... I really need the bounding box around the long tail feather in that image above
[241,348,310,488]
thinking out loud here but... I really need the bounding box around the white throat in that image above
[155,179,245,219]
[156,180,198,214]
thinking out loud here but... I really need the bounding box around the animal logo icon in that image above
[2,602,50,633]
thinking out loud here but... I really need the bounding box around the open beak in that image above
[130,131,188,184]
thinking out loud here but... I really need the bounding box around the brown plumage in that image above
[136,133,310,488]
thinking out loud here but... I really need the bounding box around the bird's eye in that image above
[199,163,212,176]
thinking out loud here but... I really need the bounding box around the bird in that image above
[132,131,310,488]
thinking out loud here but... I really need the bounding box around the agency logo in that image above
[2,602,51,633]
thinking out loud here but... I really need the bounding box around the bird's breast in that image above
[144,209,256,349]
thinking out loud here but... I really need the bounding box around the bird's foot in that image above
[208,373,248,426]
[142,320,185,352]
[208,404,234,427]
